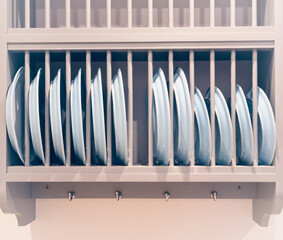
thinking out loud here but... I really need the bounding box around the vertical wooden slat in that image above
[231,50,236,167]
[65,51,71,166]
[24,51,30,166]
[252,49,258,166]
[252,0,257,27]
[86,51,91,166]
[148,50,153,166]
[148,0,153,27]
[106,51,112,166]
[168,50,174,166]
[189,50,195,166]
[45,0,50,28]
[127,51,133,166]
[45,51,50,166]
[231,0,235,27]
[106,0,111,28]
[210,50,215,166]
[86,0,91,28]
[190,0,194,27]
[210,0,215,27]
[128,0,132,28]
[25,0,30,28]
[168,0,173,27]
[66,0,71,28]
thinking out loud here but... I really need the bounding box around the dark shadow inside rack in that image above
[132,52,148,166]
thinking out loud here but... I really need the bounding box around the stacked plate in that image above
[6,66,276,166]
[152,68,171,165]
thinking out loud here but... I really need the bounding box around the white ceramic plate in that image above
[112,69,127,165]
[71,69,86,164]
[152,68,170,165]
[91,68,107,165]
[50,69,66,164]
[173,68,193,165]
[235,84,253,165]
[206,87,233,165]
[6,67,25,163]
[246,87,276,166]
[29,68,45,163]
[194,87,211,165]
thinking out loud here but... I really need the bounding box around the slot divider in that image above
[25,0,30,28]
[210,0,215,27]
[252,0,257,27]
[231,50,236,167]
[24,51,30,166]
[127,51,133,166]
[128,0,132,28]
[45,51,50,166]
[252,49,258,166]
[189,50,195,166]
[190,0,194,27]
[231,0,235,27]
[148,0,153,28]
[106,50,112,166]
[168,50,174,166]
[210,50,216,166]
[45,0,50,28]
[66,0,71,28]
[148,50,153,166]
[169,0,173,28]
[66,51,71,166]
[86,0,91,28]
[86,51,91,166]
[107,0,111,28]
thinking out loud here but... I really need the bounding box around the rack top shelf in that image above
[6,27,275,51]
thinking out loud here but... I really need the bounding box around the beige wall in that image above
[0,199,283,240]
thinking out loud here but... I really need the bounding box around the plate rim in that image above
[6,66,25,163]
[50,68,66,164]
[29,68,45,163]
[91,68,107,165]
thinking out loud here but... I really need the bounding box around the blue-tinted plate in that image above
[112,69,128,165]
[6,67,25,163]
[29,68,45,163]
[194,87,211,165]
[71,69,86,164]
[91,68,107,165]
[152,68,170,165]
[206,87,233,165]
[173,68,193,165]
[246,87,276,165]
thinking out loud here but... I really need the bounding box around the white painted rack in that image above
[0,0,282,227]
